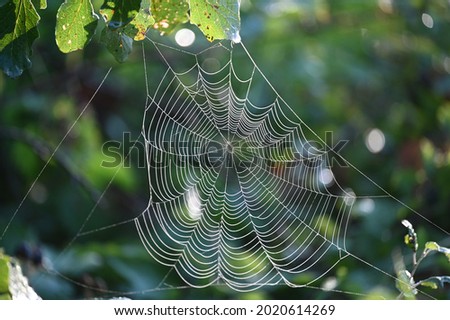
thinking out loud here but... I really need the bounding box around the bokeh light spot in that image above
[421,13,434,29]
[365,128,385,154]
[175,28,196,47]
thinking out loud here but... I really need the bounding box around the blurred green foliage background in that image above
[0,0,449,299]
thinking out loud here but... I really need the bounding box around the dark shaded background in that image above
[0,0,449,299]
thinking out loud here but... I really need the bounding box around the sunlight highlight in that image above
[365,128,385,154]
[421,13,434,29]
[187,188,202,220]
[175,28,196,47]
[344,189,356,206]
[319,168,335,187]
[358,198,375,215]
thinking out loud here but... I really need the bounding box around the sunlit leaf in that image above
[404,234,411,245]
[189,0,241,42]
[0,252,11,300]
[401,219,418,252]
[401,219,413,229]
[0,0,40,78]
[7,258,41,299]
[127,0,155,41]
[152,0,189,35]
[420,276,450,290]
[425,241,440,251]
[425,241,450,262]
[395,270,417,299]
[55,0,98,53]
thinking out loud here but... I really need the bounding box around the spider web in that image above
[134,38,382,292]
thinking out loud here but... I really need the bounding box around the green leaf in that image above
[0,293,12,300]
[0,252,11,300]
[100,27,133,62]
[31,0,46,9]
[189,0,241,42]
[425,241,450,262]
[396,270,417,299]
[100,0,138,61]
[100,0,154,41]
[100,0,141,29]
[420,276,450,290]
[127,0,155,41]
[152,0,189,35]
[401,219,418,252]
[55,0,99,53]
[0,0,40,78]
[425,241,440,251]
[100,0,154,61]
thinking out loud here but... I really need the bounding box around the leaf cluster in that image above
[0,0,241,78]
[396,220,450,299]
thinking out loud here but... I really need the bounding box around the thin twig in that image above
[411,249,428,277]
